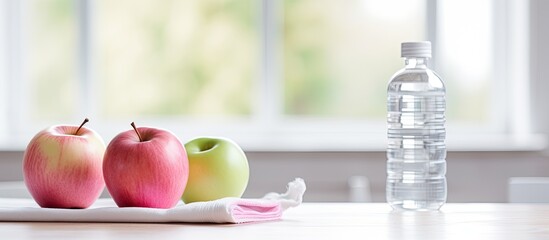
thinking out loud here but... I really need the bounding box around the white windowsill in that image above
[1,130,546,153]
[235,133,548,152]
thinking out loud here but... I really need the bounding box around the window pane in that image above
[282,0,426,118]
[96,0,258,118]
[438,0,493,123]
[27,0,77,121]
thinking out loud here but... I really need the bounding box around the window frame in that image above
[0,0,545,152]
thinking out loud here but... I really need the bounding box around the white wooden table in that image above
[1,203,548,239]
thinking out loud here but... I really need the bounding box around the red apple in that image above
[23,118,106,208]
[103,122,188,209]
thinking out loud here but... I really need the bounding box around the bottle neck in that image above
[404,57,429,69]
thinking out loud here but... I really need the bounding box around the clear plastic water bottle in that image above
[386,41,447,211]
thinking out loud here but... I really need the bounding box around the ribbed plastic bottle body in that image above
[386,58,447,211]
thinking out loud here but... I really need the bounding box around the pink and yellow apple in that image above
[23,118,106,208]
[182,137,249,203]
[103,122,188,209]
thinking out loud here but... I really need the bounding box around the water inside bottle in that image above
[386,91,447,210]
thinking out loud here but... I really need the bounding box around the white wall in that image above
[247,151,549,203]
[2,151,548,202]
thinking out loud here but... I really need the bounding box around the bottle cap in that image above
[401,41,431,58]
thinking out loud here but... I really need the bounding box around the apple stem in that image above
[75,118,89,135]
[131,122,143,142]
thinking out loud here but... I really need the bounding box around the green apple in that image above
[182,137,249,203]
